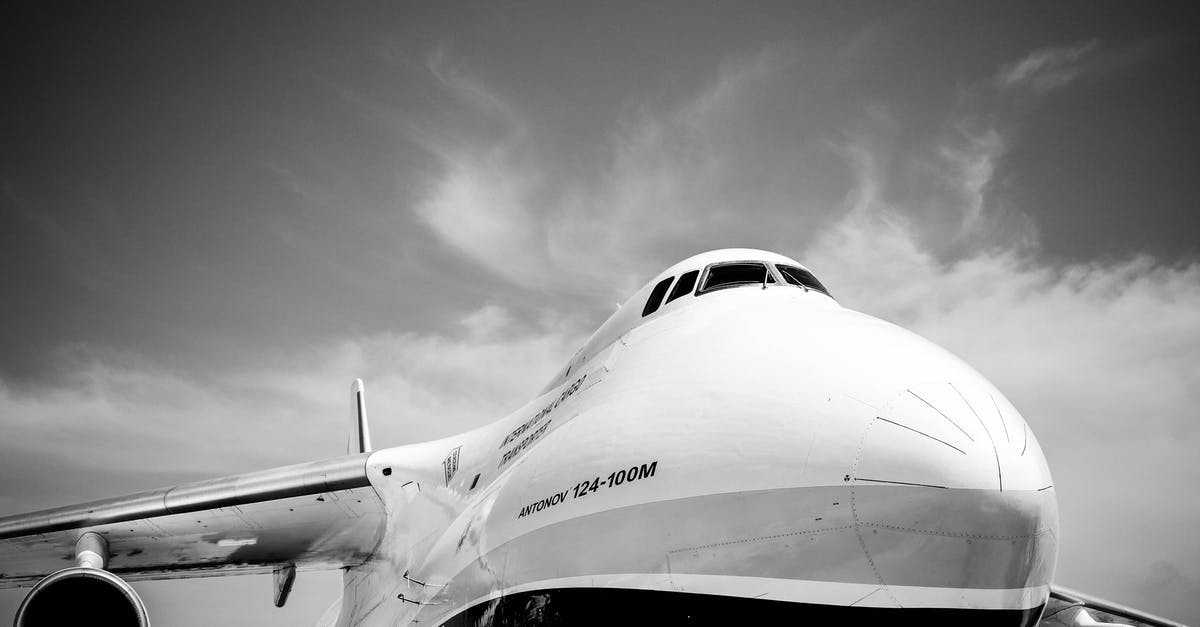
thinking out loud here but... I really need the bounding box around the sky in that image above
[1,1,1198,624]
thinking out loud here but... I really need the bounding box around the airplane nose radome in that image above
[853,379,1053,492]
[847,379,1059,607]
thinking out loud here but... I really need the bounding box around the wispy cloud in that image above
[991,38,1160,106]
[408,47,807,296]
[853,40,1122,252]
[996,40,1100,94]
[0,304,585,514]
[426,44,522,127]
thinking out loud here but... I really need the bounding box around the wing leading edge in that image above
[1042,586,1190,627]
[0,453,386,587]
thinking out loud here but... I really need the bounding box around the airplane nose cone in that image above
[847,379,1058,610]
[853,379,1053,493]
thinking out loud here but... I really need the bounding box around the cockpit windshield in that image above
[698,261,774,294]
[776,264,830,296]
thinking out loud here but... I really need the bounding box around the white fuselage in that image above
[335,250,1057,627]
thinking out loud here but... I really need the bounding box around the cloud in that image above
[0,305,586,513]
[993,39,1099,94]
[995,40,1100,94]
[933,124,1006,234]
[412,138,551,289]
[991,38,1160,108]
[808,204,1200,441]
[408,47,822,297]
[844,40,1137,256]
[426,44,522,127]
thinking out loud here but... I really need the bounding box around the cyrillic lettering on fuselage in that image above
[497,374,587,468]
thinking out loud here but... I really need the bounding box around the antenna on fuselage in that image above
[349,379,372,454]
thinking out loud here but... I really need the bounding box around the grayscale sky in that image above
[2,1,1198,624]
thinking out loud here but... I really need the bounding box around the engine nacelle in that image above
[14,567,149,626]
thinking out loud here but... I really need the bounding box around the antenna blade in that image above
[349,379,372,454]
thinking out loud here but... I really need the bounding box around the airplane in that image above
[0,248,1187,626]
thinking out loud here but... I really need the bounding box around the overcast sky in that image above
[1,2,1198,624]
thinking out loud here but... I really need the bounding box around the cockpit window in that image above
[776,264,830,296]
[642,276,674,317]
[698,262,774,295]
[666,270,699,304]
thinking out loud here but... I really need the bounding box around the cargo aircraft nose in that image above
[475,251,1060,624]
[727,295,1060,618]
[844,378,1058,611]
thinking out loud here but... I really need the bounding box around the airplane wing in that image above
[0,453,385,588]
[1041,585,1190,627]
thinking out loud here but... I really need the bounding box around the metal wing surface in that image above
[0,453,385,586]
[1040,586,1190,627]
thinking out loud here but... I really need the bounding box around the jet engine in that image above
[13,531,150,626]
[14,566,149,626]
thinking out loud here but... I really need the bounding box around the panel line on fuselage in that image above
[853,477,950,489]
[907,389,975,442]
[873,417,967,455]
[949,382,1003,491]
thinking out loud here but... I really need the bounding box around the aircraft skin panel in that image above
[406,485,1054,624]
